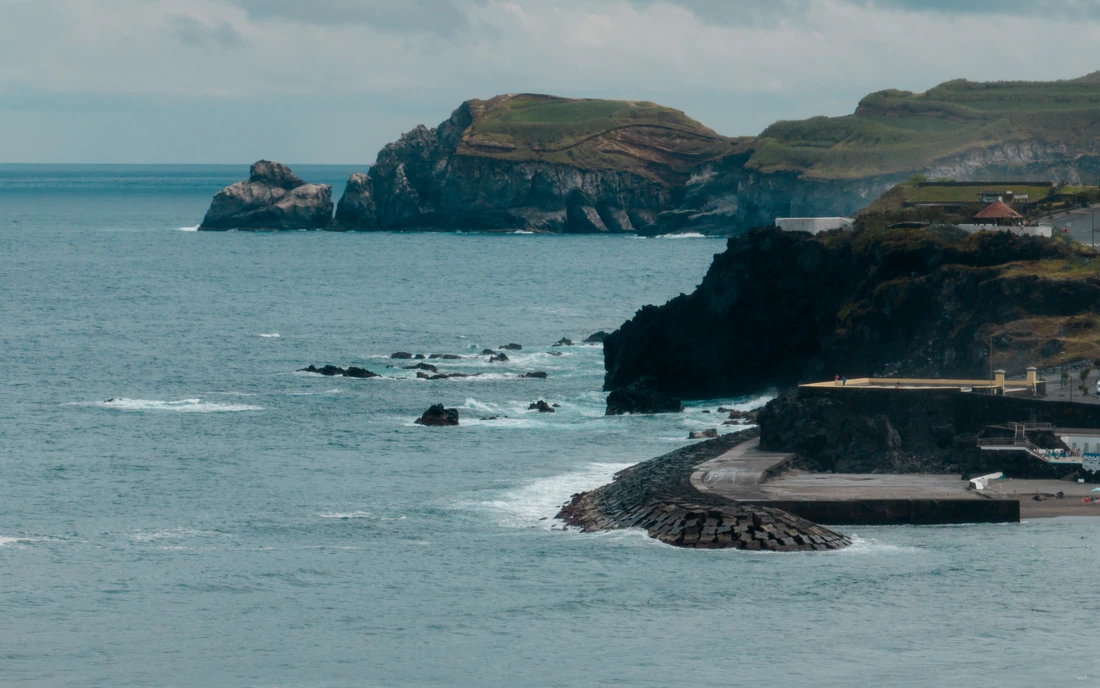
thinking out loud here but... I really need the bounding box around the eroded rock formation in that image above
[200,161,333,230]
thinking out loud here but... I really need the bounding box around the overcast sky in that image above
[3,0,1100,164]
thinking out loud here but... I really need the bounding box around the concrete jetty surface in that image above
[691,438,1020,525]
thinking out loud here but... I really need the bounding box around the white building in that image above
[775,217,854,234]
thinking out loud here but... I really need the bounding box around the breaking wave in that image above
[93,398,263,413]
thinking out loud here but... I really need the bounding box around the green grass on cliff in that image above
[456,94,743,184]
[862,181,1058,214]
[748,74,1100,180]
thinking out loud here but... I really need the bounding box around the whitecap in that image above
[174,225,199,232]
[258,333,280,338]
[131,528,223,543]
[317,511,373,520]
[511,230,534,235]
[0,536,35,547]
[653,232,709,239]
[474,461,635,529]
[94,397,263,413]
[836,534,920,555]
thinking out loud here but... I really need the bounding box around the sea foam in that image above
[95,398,263,413]
[477,461,634,529]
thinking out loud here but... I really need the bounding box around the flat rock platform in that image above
[692,438,1021,525]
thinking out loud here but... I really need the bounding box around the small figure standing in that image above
[841,377,847,386]
[835,374,840,386]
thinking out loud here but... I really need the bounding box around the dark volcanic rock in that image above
[584,331,610,343]
[429,354,463,360]
[552,338,574,347]
[500,343,523,351]
[301,364,346,376]
[758,386,1088,479]
[605,227,1082,400]
[528,400,555,413]
[481,349,496,356]
[414,404,459,426]
[404,362,438,373]
[199,161,333,230]
[345,366,378,378]
[390,352,414,359]
[521,371,548,379]
[299,364,378,378]
[605,376,684,415]
[489,353,509,363]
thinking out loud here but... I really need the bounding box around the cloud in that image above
[167,14,246,47]
[229,0,470,35]
[4,0,1100,162]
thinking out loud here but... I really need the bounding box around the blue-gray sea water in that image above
[2,165,1099,687]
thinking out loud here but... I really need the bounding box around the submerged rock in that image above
[500,343,523,351]
[605,376,684,415]
[404,362,438,373]
[583,331,610,343]
[414,404,459,426]
[199,161,333,230]
[552,337,575,347]
[528,400,555,413]
[521,371,548,379]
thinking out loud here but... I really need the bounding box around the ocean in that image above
[2,164,1099,687]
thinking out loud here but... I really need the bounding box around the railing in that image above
[977,436,1051,463]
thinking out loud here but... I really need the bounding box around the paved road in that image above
[1043,205,1100,246]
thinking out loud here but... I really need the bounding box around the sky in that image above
[3,0,1100,164]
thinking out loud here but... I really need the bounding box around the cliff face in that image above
[758,387,1091,479]
[333,95,732,232]
[604,226,1096,401]
[200,161,333,231]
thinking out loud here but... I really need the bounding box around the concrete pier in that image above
[692,438,1021,525]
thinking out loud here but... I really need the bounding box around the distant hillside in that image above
[747,74,1100,180]
[454,94,745,185]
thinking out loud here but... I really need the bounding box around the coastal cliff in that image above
[198,75,1100,234]
[199,161,333,231]
[332,94,737,233]
[604,225,1099,403]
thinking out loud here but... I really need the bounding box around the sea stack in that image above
[199,160,333,230]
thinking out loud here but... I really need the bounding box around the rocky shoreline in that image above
[557,429,851,551]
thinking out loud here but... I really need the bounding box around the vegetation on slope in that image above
[455,93,746,184]
[748,74,1100,180]
[604,224,1100,399]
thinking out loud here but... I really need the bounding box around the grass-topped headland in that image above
[454,93,746,185]
[746,73,1100,180]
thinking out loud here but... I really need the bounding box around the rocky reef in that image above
[199,161,333,230]
[557,430,850,551]
[604,225,1092,403]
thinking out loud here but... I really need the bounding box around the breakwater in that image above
[556,429,852,551]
